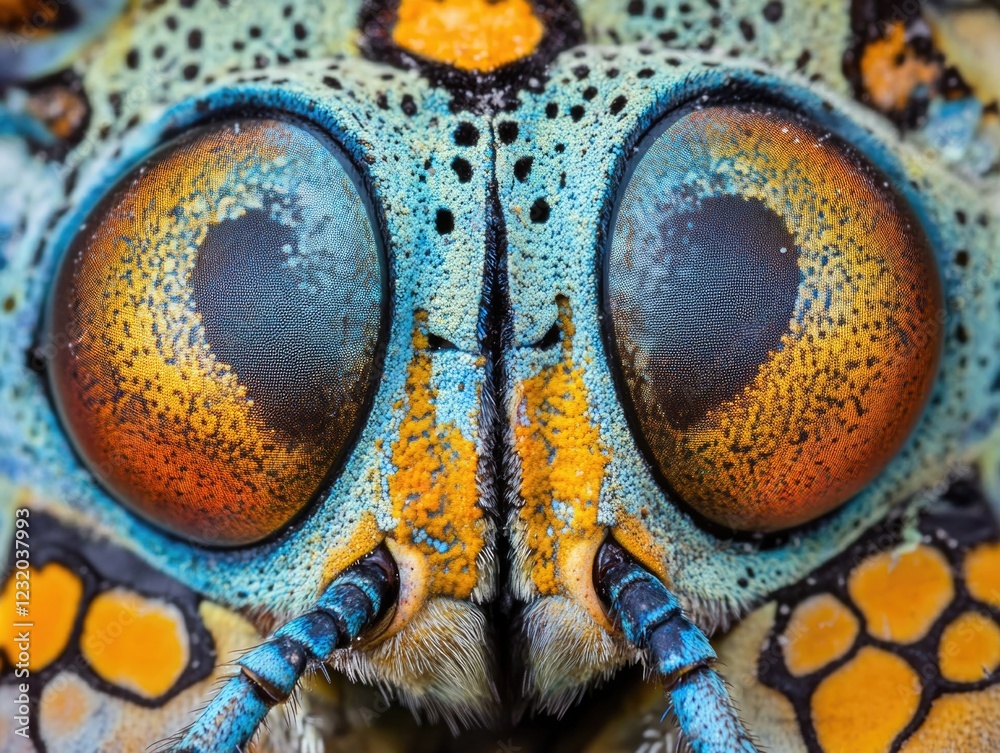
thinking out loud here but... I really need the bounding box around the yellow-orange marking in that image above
[848,545,953,644]
[515,297,609,597]
[320,511,383,589]
[860,24,941,112]
[393,0,544,71]
[812,646,921,753]
[938,611,1000,683]
[782,593,859,677]
[81,588,189,699]
[0,563,82,671]
[965,541,1000,608]
[899,684,1000,752]
[389,312,483,599]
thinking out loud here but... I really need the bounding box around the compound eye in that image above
[604,104,942,532]
[49,117,386,546]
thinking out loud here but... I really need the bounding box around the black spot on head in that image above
[795,50,811,70]
[583,86,598,100]
[451,157,473,182]
[658,30,678,43]
[400,94,418,116]
[956,324,969,344]
[762,0,783,22]
[376,92,389,110]
[555,143,565,153]
[323,75,342,89]
[249,25,263,38]
[572,65,590,80]
[454,122,480,146]
[955,250,969,267]
[610,95,627,115]
[183,64,200,81]
[293,22,308,41]
[637,68,655,78]
[955,210,967,225]
[545,102,559,118]
[530,198,550,223]
[652,6,665,19]
[153,43,166,59]
[187,29,203,50]
[514,156,534,182]
[739,19,755,41]
[179,0,198,7]
[627,0,645,14]
[436,209,455,234]
[569,105,585,121]
[165,15,178,31]
[498,121,519,144]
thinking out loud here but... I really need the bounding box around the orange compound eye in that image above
[48,117,387,546]
[604,104,942,533]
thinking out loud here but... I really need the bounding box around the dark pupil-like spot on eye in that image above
[640,195,800,429]
[192,206,346,439]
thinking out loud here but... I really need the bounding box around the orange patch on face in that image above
[0,563,82,671]
[80,588,189,699]
[899,684,1000,752]
[860,24,941,112]
[0,0,59,33]
[938,611,1000,683]
[848,545,954,644]
[393,0,544,71]
[782,594,859,677]
[25,85,89,141]
[812,646,921,753]
[514,297,609,598]
[389,312,484,599]
[965,541,1000,608]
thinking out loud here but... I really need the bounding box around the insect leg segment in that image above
[169,546,399,753]
[596,539,758,753]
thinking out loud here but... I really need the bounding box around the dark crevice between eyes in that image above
[479,148,518,719]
